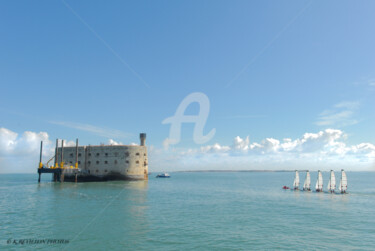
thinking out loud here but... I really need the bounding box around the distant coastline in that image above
[175,170,305,173]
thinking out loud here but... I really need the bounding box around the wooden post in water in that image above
[75,138,79,182]
[54,139,58,168]
[38,141,43,183]
[75,138,79,169]
[39,141,43,168]
[60,140,64,169]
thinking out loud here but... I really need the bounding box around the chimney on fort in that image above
[140,133,146,146]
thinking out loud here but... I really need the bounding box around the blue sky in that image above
[1,0,374,172]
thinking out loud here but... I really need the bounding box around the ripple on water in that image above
[1,172,375,250]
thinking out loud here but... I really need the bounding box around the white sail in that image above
[303,171,311,190]
[339,169,347,192]
[328,170,336,191]
[293,170,300,189]
[315,170,323,191]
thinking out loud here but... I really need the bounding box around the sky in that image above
[0,0,374,173]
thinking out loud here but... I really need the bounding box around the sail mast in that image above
[340,169,347,194]
[303,171,311,191]
[293,170,300,190]
[328,170,335,193]
[316,170,323,192]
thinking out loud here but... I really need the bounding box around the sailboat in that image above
[327,170,336,193]
[339,169,348,194]
[293,170,300,190]
[315,170,323,192]
[303,171,311,191]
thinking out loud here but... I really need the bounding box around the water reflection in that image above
[35,180,150,250]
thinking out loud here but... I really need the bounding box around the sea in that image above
[1,171,375,250]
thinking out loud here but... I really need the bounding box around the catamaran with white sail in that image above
[293,170,300,190]
[303,171,311,191]
[339,169,348,194]
[315,170,323,192]
[327,170,336,193]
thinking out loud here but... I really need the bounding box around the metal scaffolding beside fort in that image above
[37,133,148,182]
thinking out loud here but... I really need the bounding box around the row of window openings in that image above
[84,160,145,165]
[68,153,146,157]
[88,169,143,174]
[92,168,145,174]
[68,161,146,166]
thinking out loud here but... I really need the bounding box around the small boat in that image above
[303,171,311,191]
[293,170,300,190]
[156,173,170,178]
[282,186,290,190]
[327,170,336,193]
[339,169,348,194]
[315,170,323,192]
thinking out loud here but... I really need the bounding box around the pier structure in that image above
[38,138,81,183]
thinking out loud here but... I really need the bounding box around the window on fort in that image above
[78,153,82,157]
[125,152,129,157]
[88,161,91,164]
[96,153,100,156]
[88,170,90,174]
[78,161,81,164]
[136,160,139,164]
[104,170,107,173]
[70,153,73,157]
[114,160,118,164]
[88,153,91,157]
[144,153,146,156]
[126,160,129,164]
[96,161,99,164]
[105,161,108,164]
[144,162,147,166]
[105,153,108,157]
[114,152,118,157]
[136,153,140,156]
[96,170,99,173]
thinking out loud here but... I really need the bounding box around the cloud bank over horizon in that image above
[151,129,375,172]
[0,127,374,173]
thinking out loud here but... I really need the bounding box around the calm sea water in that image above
[1,171,375,250]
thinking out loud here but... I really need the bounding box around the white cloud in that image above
[2,127,374,173]
[107,139,123,145]
[150,129,375,172]
[233,136,250,151]
[200,143,230,153]
[0,128,51,157]
[0,127,126,173]
[0,128,54,173]
[316,101,359,127]
[0,128,18,155]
